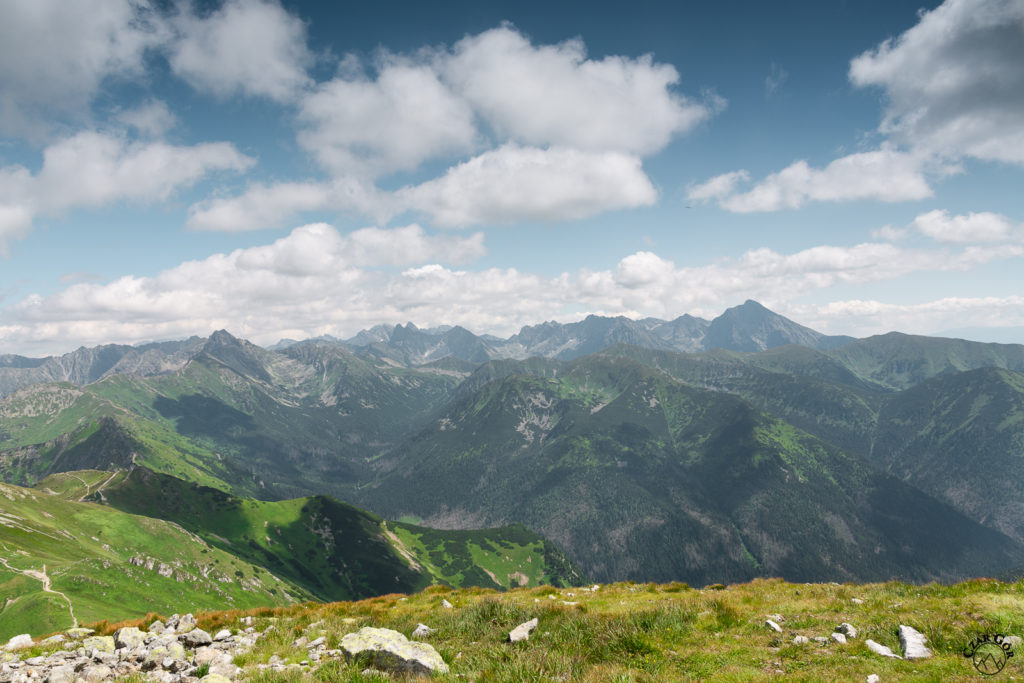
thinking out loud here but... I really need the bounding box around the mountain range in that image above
[3,299,1024,614]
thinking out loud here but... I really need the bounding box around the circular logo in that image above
[964,634,1014,676]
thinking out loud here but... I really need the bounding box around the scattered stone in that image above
[180,628,213,647]
[308,636,327,649]
[898,625,931,660]
[3,634,32,651]
[792,635,810,645]
[766,613,784,623]
[41,635,65,646]
[291,636,309,649]
[852,598,864,605]
[44,663,75,683]
[340,627,448,675]
[199,674,232,683]
[865,639,901,659]
[411,624,434,639]
[764,620,782,633]
[65,628,94,639]
[837,623,858,639]
[509,618,539,643]
[441,599,453,609]
[866,675,880,683]
[830,633,847,644]
[1004,635,1022,651]
[813,636,829,645]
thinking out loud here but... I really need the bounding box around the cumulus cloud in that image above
[849,0,1024,164]
[873,209,1022,244]
[297,59,477,176]
[693,0,1024,212]
[167,0,313,101]
[5,222,1024,355]
[0,131,253,252]
[440,26,716,155]
[398,144,658,227]
[114,99,177,137]
[690,149,933,212]
[0,0,163,136]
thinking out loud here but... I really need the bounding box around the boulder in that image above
[866,675,880,683]
[81,636,115,653]
[199,674,233,683]
[441,599,453,609]
[509,618,539,643]
[65,628,94,639]
[144,635,186,663]
[114,627,146,650]
[180,628,213,647]
[865,639,901,659]
[764,620,782,633]
[80,665,112,683]
[898,625,931,660]
[3,634,33,651]
[831,633,847,644]
[340,627,448,675]
[792,635,810,645]
[837,623,858,639]
[44,664,75,683]
[213,629,232,642]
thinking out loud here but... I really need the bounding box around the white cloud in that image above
[440,26,717,155]
[765,63,788,98]
[0,0,162,136]
[115,99,177,137]
[909,209,1019,243]
[849,0,1024,164]
[398,144,658,227]
[297,59,477,176]
[7,222,1024,355]
[691,149,933,212]
[0,131,253,252]
[167,0,313,101]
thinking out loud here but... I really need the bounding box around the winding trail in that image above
[0,557,76,627]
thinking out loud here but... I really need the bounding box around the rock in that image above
[180,628,213,647]
[81,636,115,653]
[441,599,453,609]
[866,675,880,683]
[3,635,32,651]
[813,636,828,645]
[837,623,858,639]
[340,627,448,675]
[176,614,197,633]
[213,629,232,642]
[831,633,847,644]
[792,635,810,645]
[411,624,434,639]
[80,665,112,683]
[307,636,326,649]
[41,635,65,646]
[764,620,782,633]
[44,664,75,683]
[114,627,146,650]
[865,639,901,659]
[208,653,239,679]
[852,598,864,605]
[149,620,166,634]
[898,625,931,660]
[509,618,539,643]
[144,635,186,662]
[199,674,233,683]
[195,647,221,665]
[1004,635,1022,651]
[65,628,94,639]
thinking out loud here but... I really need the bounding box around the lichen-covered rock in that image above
[65,628,94,639]
[44,663,75,683]
[180,628,212,647]
[81,635,115,653]
[411,624,434,639]
[340,627,448,675]
[114,626,146,650]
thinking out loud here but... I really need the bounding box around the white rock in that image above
[3,634,32,651]
[441,599,453,609]
[831,632,847,644]
[764,620,782,633]
[866,675,880,683]
[837,622,857,638]
[865,639,901,659]
[898,625,931,660]
[411,624,434,639]
[852,598,864,605]
[340,627,448,675]
[509,618,539,643]
[792,635,810,645]
[213,629,232,642]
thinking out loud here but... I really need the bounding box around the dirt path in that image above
[0,557,77,627]
[89,471,120,503]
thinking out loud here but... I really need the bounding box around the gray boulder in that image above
[3,634,32,651]
[411,624,435,639]
[180,628,213,647]
[898,625,931,660]
[865,639,901,659]
[837,623,857,639]
[114,627,146,650]
[509,618,539,643]
[44,664,75,683]
[340,627,448,675]
[764,620,782,633]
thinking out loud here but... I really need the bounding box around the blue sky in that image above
[1,0,1023,355]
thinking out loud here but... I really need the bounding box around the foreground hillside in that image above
[4,578,1023,681]
[0,472,583,641]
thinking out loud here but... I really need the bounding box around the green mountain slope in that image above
[357,356,1024,585]
[98,467,584,601]
[0,473,306,641]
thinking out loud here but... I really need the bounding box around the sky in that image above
[1,0,1023,356]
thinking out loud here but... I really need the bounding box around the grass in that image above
[49,576,1023,681]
